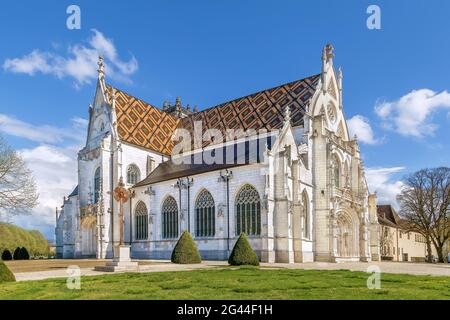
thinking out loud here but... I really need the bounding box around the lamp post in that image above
[219,170,233,252]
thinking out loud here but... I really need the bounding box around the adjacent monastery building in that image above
[56,45,381,263]
[377,204,435,262]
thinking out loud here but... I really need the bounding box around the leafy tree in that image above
[0,223,49,257]
[228,233,259,266]
[0,260,15,282]
[398,167,450,262]
[171,231,202,264]
[0,135,38,221]
[1,249,12,261]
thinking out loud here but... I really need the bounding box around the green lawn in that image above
[1,267,449,300]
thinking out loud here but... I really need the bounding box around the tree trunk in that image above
[436,246,444,263]
[426,239,433,263]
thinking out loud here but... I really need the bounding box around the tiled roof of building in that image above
[134,139,266,187]
[69,185,79,198]
[179,74,320,148]
[111,87,180,155]
[377,205,409,229]
[109,74,320,155]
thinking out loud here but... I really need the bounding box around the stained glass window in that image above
[195,190,215,238]
[162,196,178,239]
[235,185,261,236]
[135,201,148,240]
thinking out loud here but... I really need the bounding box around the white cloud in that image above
[347,115,378,145]
[375,89,450,138]
[366,167,405,209]
[3,29,138,87]
[0,116,87,239]
[11,144,79,240]
[0,114,86,145]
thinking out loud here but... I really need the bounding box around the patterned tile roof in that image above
[110,87,180,155]
[109,74,320,155]
[179,74,320,148]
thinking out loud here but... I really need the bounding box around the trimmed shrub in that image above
[0,260,15,282]
[171,231,202,264]
[13,247,21,260]
[1,249,12,261]
[20,247,30,260]
[228,233,259,266]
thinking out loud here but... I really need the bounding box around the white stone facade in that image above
[56,46,380,263]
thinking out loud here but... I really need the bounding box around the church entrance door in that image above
[336,211,358,258]
[81,216,97,257]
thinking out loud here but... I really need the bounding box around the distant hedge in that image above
[0,223,49,258]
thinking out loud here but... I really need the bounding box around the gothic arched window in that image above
[302,191,310,239]
[94,167,101,204]
[195,190,215,238]
[344,161,350,188]
[162,196,178,239]
[235,184,261,236]
[332,156,340,188]
[135,201,148,240]
[127,164,141,185]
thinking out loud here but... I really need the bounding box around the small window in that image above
[94,167,101,204]
[302,191,310,239]
[332,156,340,188]
[127,164,141,185]
[334,166,340,187]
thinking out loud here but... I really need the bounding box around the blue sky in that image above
[0,1,449,239]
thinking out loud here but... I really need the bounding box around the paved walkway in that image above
[12,260,450,282]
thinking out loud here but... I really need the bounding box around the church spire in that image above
[98,55,105,80]
[96,55,110,103]
[321,43,334,94]
[338,66,343,109]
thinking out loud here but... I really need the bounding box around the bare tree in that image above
[397,167,450,263]
[0,136,38,220]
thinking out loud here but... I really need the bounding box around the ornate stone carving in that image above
[325,43,334,61]
[327,103,336,124]
[78,147,101,161]
[327,82,337,99]
[336,122,344,138]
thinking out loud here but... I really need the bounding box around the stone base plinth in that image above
[260,250,275,263]
[371,253,380,261]
[275,250,294,263]
[94,245,139,272]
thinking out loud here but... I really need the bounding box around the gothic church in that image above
[56,45,381,263]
